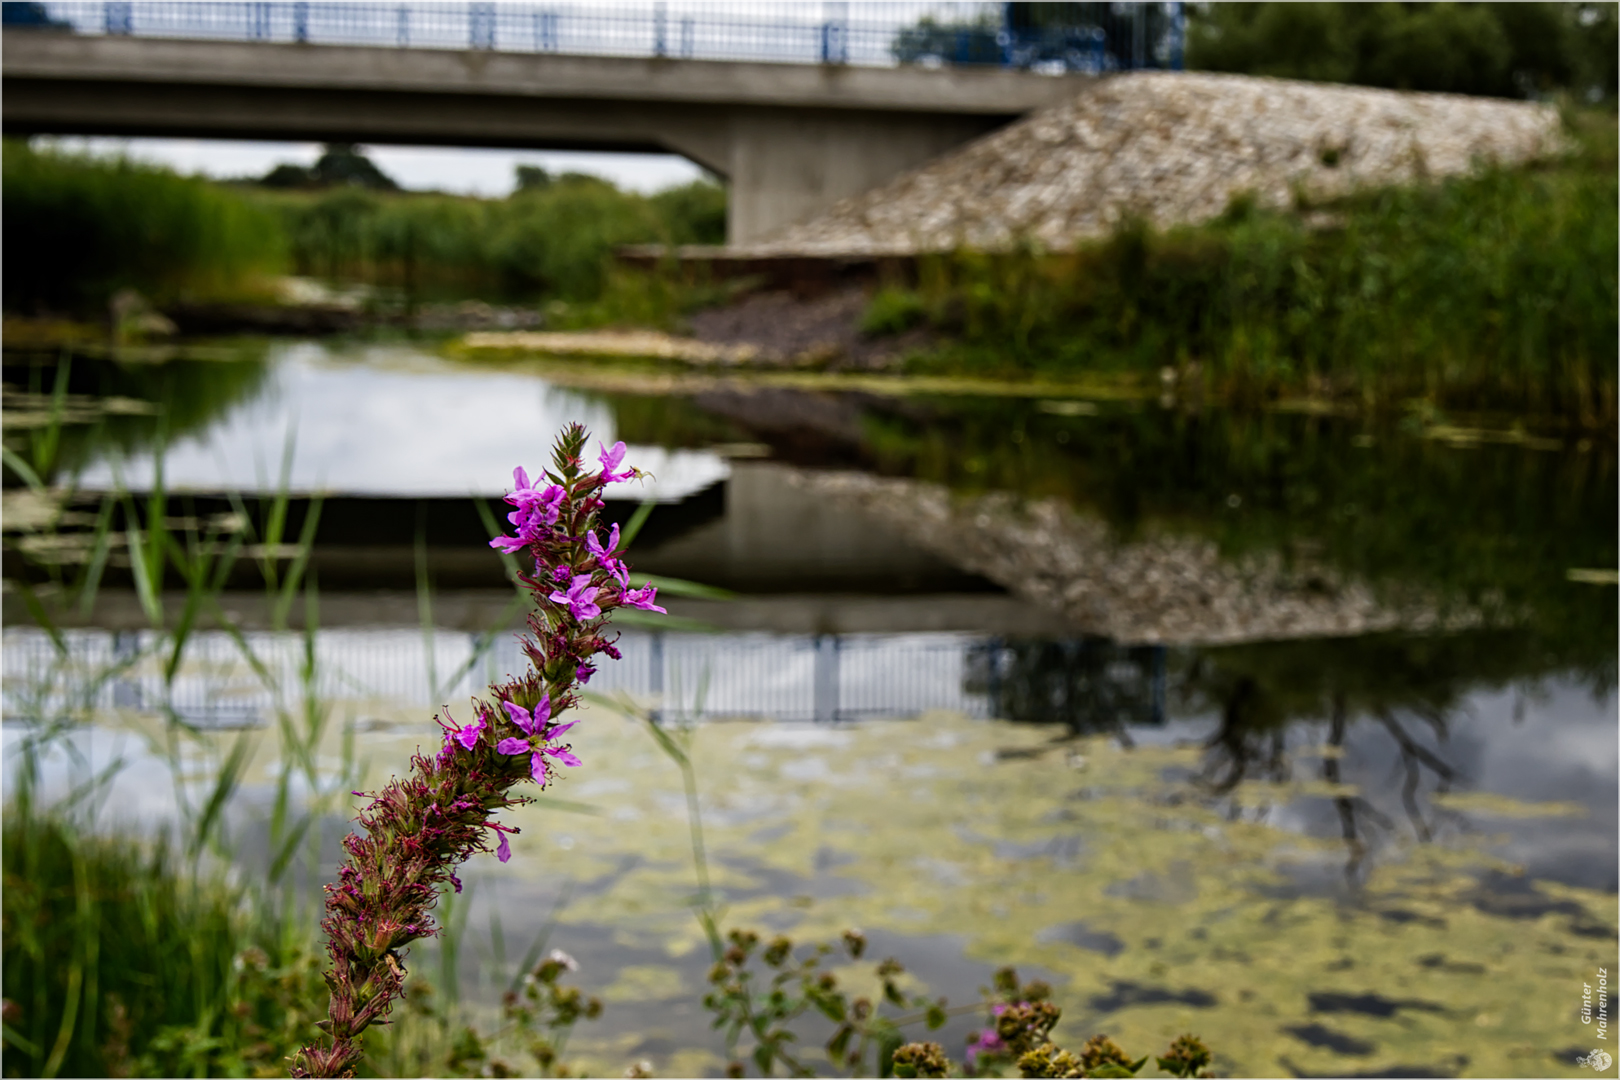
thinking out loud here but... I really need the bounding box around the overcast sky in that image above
[35,136,707,196]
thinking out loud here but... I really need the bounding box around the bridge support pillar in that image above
[694,110,1000,246]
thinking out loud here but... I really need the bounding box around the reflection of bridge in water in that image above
[1,626,1168,729]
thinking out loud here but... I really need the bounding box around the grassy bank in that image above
[2,141,286,316]
[1,806,324,1078]
[259,173,725,304]
[876,109,1617,426]
[2,141,726,317]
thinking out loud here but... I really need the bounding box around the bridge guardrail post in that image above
[103,0,132,35]
[531,9,557,52]
[653,1,666,58]
[820,19,847,65]
[813,633,841,723]
[292,0,307,43]
[395,4,408,47]
[469,1,494,50]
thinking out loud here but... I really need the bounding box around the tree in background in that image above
[258,143,400,190]
[1187,2,1617,102]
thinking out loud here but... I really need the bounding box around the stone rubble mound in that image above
[735,71,1563,257]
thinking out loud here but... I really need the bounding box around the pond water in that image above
[3,338,1615,1077]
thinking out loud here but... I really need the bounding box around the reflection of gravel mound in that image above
[792,469,1457,646]
[736,72,1561,257]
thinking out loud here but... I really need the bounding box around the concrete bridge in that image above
[2,28,1089,242]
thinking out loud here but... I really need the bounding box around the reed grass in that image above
[0,804,325,1079]
[2,141,285,316]
[258,176,726,305]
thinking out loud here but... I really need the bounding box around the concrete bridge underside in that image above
[2,33,1090,243]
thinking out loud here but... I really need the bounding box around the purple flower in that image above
[622,582,666,614]
[597,441,636,484]
[492,470,566,553]
[441,705,487,752]
[965,1028,1005,1070]
[576,663,596,684]
[494,697,582,785]
[506,467,565,521]
[586,523,628,585]
[551,563,573,584]
[549,574,602,621]
[490,508,546,554]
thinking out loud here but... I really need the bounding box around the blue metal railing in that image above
[30,1,1184,72]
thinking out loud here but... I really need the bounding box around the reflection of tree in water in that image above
[976,629,1603,885]
[969,637,1167,739]
[2,346,272,484]
[1178,631,1579,883]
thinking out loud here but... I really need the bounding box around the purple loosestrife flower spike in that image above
[294,423,651,1079]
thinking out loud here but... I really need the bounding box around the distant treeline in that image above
[878,109,1618,425]
[1,140,726,316]
[1188,2,1618,102]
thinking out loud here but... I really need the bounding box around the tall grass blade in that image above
[31,352,71,480]
[267,813,315,886]
[471,494,525,591]
[75,495,116,618]
[617,498,657,551]
[40,833,89,1080]
[638,575,735,600]
[123,517,163,628]
[503,883,575,997]
[13,577,69,659]
[260,428,298,592]
[415,504,440,697]
[2,445,46,492]
[272,495,323,630]
[434,591,528,699]
[189,730,254,859]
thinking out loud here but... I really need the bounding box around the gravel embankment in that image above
[733,71,1562,257]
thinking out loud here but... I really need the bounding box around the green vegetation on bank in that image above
[261,172,725,303]
[2,141,284,315]
[1,806,324,1078]
[2,140,726,317]
[878,109,1617,425]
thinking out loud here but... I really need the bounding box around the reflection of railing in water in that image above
[2,626,1175,728]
